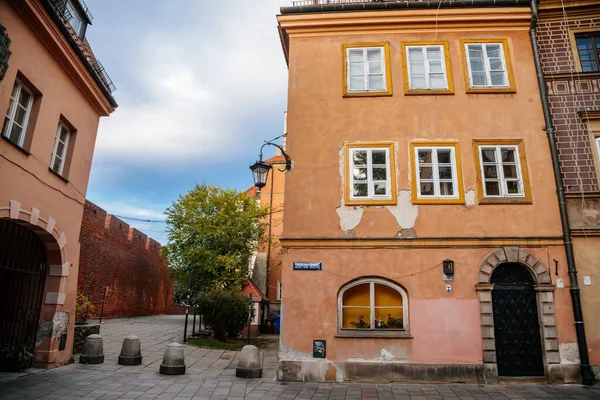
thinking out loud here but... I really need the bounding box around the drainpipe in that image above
[529,0,595,386]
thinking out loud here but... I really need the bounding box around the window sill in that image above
[466,87,516,94]
[405,89,454,96]
[479,197,531,205]
[345,198,397,206]
[336,330,413,339]
[48,167,69,183]
[343,91,393,98]
[412,198,465,205]
[1,135,30,156]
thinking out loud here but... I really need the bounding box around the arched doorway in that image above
[0,219,48,360]
[491,263,544,376]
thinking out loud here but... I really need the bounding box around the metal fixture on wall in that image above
[0,23,12,81]
[249,135,292,189]
[443,259,455,276]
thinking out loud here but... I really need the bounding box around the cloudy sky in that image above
[84,0,288,243]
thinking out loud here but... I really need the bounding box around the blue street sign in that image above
[293,262,322,271]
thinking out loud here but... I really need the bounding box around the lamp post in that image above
[249,135,293,189]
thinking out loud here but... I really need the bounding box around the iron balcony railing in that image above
[291,0,445,6]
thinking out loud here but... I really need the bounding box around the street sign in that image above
[293,262,322,271]
[445,284,451,293]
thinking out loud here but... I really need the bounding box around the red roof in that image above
[242,278,267,300]
[264,155,286,164]
[244,186,258,197]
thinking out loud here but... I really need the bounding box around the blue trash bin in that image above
[275,314,281,333]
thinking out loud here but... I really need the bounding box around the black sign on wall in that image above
[313,340,326,358]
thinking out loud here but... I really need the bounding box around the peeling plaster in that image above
[336,207,364,232]
[52,311,69,339]
[559,343,580,365]
[465,189,476,206]
[385,190,419,229]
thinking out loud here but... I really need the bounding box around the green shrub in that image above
[194,289,254,341]
[0,343,34,372]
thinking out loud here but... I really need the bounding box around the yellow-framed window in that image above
[473,139,532,204]
[401,41,454,95]
[460,38,516,94]
[409,141,465,205]
[344,142,397,206]
[342,42,393,97]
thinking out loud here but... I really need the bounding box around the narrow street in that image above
[0,316,598,400]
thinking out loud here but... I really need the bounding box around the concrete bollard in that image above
[79,334,104,364]
[159,342,186,375]
[118,335,142,366]
[236,345,262,378]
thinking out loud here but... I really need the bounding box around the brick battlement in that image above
[78,200,173,319]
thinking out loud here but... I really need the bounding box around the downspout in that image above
[529,0,595,385]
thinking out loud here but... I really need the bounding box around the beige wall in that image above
[0,1,111,368]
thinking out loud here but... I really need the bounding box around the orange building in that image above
[0,0,116,368]
[276,0,585,384]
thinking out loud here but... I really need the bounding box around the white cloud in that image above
[94,0,287,163]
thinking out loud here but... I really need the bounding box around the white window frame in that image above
[277,280,281,301]
[414,146,459,200]
[50,121,71,176]
[406,45,448,90]
[346,47,386,93]
[338,278,408,331]
[348,147,392,201]
[66,0,84,37]
[478,145,525,198]
[3,80,34,148]
[465,43,509,88]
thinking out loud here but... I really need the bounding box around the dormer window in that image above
[66,0,85,38]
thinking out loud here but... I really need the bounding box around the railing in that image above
[89,58,117,93]
[291,0,440,5]
[74,0,94,22]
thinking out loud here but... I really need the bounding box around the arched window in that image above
[338,278,408,331]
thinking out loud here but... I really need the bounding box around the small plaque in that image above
[557,279,564,288]
[445,284,452,293]
[313,340,326,358]
[443,273,454,281]
[584,276,592,286]
[293,262,322,271]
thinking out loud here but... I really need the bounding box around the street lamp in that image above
[249,135,293,189]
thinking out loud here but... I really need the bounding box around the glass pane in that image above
[506,181,521,194]
[429,60,443,73]
[581,61,597,72]
[410,61,426,75]
[374,308,403,329]
[353,150,367,165]
[52,156,62,172]
[437,150,451,164]
[426,47,441,60]
[485,44,501,58]
[408,48,424,61]
[485,181,500,196]
[353,183,368,197]
[353,167,367,181]
[372,167,387,181]
[481,149,496,162]
[503,165,518,179]
[419,167,433,180]
[343,308,371,329]
[343,284,371,306]
[429,74,446,89]
[350,76,365,90]
[418,149,432,163]
[18,90,31,109]
[367,48,382,62]
[56,141,65,158]
[368,75,384,90]
[14,106,27,126]
[60,127,70,142]
[411,75,427,89]
[368,61,382,74]
[484,166,498,179]
[501,149,516,162]
[348,49,363,62]
[11,83,18,98]
[489,58,504,71]
[349,62,364,76]
[439,166,452,180]
[4,97,13,117]
[9,124,23,144]
[374,284,403,307]
[372,150,386,165]
[468,46,485,71]
[490,71,506,86]
[420,182,434,196]
[472,71,487,86]
[373,182,387,196]
[440,182,454,196]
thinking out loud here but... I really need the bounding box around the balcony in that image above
[291,0,440,6]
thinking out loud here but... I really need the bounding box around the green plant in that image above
[0,343,34,372]
[194,289,254,341]
[68,356,75,364]
[385,315,403,329]
[349,316,370,329]
[75,293,95,324]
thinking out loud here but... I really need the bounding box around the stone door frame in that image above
[476,247,560,383]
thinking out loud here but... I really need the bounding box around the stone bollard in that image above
[118,335,142,366]
[80,334,104,364]
[236,345,262,378]
[159,342,186,375]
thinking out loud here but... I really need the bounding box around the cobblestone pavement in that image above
[0,315,599,399]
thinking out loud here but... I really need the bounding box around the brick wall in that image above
[538,17,600,193]
[78,201,174,318]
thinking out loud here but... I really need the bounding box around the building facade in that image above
[0,0,116,368]
[537,0,600,379]
[277,0,584,383]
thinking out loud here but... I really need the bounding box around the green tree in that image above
[163,183,268,291]
[195,289,254,341]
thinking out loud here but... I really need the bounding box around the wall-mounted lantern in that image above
[249,135,293,189]
[443,259,455,276]
[0,23,12,81]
